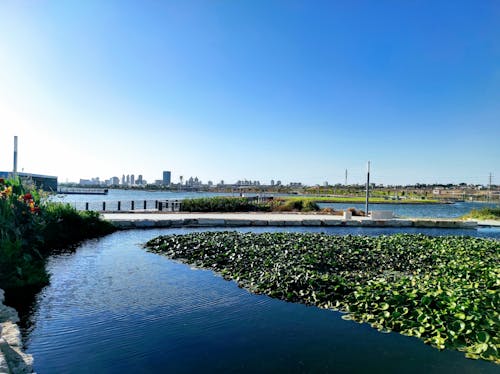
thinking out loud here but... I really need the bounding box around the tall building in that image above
[130,174,135,185]
[162,171,171,185]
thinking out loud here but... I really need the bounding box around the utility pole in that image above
[345,169,348,186]
[365,161,370,216]
[488,173,492,202]
[13,136,18,177]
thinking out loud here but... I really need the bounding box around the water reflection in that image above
[25,227,499,373]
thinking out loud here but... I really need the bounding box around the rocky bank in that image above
[0,289,33,374]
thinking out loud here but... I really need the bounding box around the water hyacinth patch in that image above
[145,232,499,364]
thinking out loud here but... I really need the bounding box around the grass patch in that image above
[463,207,500,221]
[146,232,500,364]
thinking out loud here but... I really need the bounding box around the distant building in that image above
[186,176,202,187]
[163,171,171,185]
[111,176,120,185]
[0,171,58,191]
[130,174,135,185]
[137,175,143,185]
[122,175,126,185]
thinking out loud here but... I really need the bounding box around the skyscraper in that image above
[162,171,171,185]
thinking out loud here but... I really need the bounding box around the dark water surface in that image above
[25,227,499,373]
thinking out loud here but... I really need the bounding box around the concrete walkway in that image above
[470,219,500,227]
[102,212,481,229]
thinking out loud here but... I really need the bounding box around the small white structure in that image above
[371,210,393,220]
[343,211,352,220]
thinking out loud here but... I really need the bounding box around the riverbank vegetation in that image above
[180,196,439,215]
[146,232,499,363]
[463,206,500,221]
[0,178,115,292]
[180,197,321,213]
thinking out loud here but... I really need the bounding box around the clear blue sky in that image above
[0,1,498,185]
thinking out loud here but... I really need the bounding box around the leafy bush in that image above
[181,197,271,212]
[146,232,500,363]
[0,178,115,292]
[463,206,500,220]
[40,203,115,253]
[274,198,320,212]
[180,196,321,213]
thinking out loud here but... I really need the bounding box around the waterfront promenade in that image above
[102,212,490,229]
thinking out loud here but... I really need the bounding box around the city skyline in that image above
[1,1,499,186]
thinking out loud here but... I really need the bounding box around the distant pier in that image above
[58,187,109,195]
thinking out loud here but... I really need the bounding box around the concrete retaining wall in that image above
[107,217,478,230]
[0,290,33,374]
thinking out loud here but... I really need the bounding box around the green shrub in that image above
[181,197,270,212]
[0,177,115,292]
[40,203,115,253]
[274,198,319,212]
[463,206,500,220]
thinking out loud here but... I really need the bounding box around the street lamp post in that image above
[365,161,370,217]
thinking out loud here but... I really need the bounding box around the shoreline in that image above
[102,212,488,229]
[0,289,33,373]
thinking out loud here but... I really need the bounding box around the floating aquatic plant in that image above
[145,232,499,364]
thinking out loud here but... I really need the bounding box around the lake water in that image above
[50,189,498,218]
[22,226,499,373]
[318,201,499,218]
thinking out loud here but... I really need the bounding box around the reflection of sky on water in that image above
[319,201,499,218]
[27,227,499,373]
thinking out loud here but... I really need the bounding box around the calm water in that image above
[319,201,498,218]
[24,226,499,373]
[51,189,498,218]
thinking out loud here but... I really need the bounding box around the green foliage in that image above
[463,206,500,221]
[181,197,271,212]
[39,203,115,253]
[180,196,320,213]
[274,198,320,212]
[146,232,500,363]
[0,178,115,292]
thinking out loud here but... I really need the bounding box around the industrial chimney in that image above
[13,136,18,175]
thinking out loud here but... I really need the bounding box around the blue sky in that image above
[0,1,498,185]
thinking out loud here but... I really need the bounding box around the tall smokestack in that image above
[13,136,18,174]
